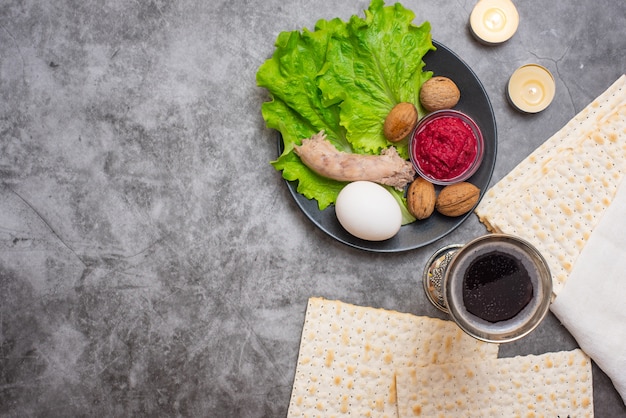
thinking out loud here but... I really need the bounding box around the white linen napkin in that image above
[551,179,626,405]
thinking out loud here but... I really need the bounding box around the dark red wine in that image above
[462,250,534,323]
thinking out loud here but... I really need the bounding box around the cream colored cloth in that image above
[551,179,626,405]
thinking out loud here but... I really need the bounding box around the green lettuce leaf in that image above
[257,21,350,209]
[318,0,434,158]
[257,0,434,217]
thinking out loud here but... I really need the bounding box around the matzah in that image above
[396,349,593,417]
[287,297,499,417]
[475,75,626,295]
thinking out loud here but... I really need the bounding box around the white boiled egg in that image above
[335,181,402,241]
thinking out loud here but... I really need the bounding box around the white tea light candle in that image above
[508,64,556,113]
[470,0,519,45]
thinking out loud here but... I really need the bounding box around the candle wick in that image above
[485,9,505,31]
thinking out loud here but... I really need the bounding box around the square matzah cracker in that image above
[287,297,499,417]
[477,75,625,211]
[396,349,593,417]
[475,75,626,295]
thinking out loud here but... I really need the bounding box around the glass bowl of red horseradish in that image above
[409,109,484,185]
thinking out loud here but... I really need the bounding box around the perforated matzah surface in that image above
[287,297,499,417]
[475,75,626,295]
[395,349,593,417]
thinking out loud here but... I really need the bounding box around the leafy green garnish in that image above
[257,0,435,215]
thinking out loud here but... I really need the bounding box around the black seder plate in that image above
[278,40,497,252]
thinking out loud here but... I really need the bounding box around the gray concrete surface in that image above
[1,0,625,416]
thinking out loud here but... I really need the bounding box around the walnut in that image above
[406,177,436,220]
[419,76,461,112]
[383,102,418,143]
[435,182,480,217]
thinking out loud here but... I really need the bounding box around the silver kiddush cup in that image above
[423,234,553,343]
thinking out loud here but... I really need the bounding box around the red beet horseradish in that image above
[410,110,483,185]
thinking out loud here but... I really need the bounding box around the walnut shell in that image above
[436,182,480,217]
[419,76,461,112]
[407,177,436,220]
[384,102,418,143]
